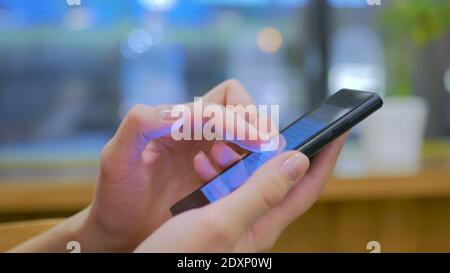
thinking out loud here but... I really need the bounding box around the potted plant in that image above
[361,0,450,175]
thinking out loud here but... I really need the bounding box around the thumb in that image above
[208,151,309,230]
[104,104,183,163]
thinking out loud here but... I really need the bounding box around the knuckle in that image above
[100,140,112,160]
[99,140,114,171]
[125,104,150,130]
[225,78,242,87]
[257,171,292,209]
[224,79,245,93]
[258,236,278,252]
[100,140,112,163]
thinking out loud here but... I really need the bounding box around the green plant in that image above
[378,0,450,96]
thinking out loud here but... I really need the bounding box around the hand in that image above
[76,79,276,252]
[134,133,348,252]
[11,79,274,252]
[11,79,346,253]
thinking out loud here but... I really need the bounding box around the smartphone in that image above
[170,89,383,215]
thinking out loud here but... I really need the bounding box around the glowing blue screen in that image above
[201,103,349,202]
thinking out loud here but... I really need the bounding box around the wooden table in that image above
[1,166,449,214]
[0,143,449,252]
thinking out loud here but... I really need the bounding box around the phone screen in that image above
[200,102,352,202]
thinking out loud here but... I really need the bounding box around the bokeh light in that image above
[257,27,282,54]
[138,0,177,12]
[64,7,93,31]
[444,69,450,93]
[127,28,153,54]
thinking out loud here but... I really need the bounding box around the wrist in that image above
[76,206,140,252]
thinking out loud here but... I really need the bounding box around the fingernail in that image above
[160,105,183,121]
[260,136,279,152]
[282,152,306,181]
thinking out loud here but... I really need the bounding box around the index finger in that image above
[203,79,256,123]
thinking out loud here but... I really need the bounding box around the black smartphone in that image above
[170,89,383,215]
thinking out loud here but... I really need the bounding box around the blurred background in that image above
[1,0,450,252]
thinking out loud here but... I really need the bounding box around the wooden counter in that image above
[0,165,449,214]
[0,141,449,252]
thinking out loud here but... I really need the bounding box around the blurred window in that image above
[0,0,321,180]
[1,0,449,182]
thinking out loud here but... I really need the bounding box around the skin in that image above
[11,79,348,253]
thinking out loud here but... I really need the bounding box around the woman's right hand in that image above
[135,134,347,252]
